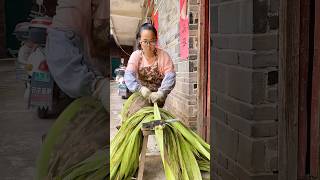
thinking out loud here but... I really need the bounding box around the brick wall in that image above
[156,0,200,131]
[211,0,279,179]
[0,0,6,58]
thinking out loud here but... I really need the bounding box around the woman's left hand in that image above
[148,91,166,103]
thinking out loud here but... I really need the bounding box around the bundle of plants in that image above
[111,95,210,180]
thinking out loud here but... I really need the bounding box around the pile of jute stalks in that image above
[111,93,210,180]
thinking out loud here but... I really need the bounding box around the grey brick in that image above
[211,172,221,180]
[189,0,198,5]
[252,71,267,104]
[220,165,239,180]
[212,62,227,93]
[252,121,278,137]
[214,152,239,180]
[238,52,254,67]
[189,54,198,60]
[253,34,278,50]
[227,67,252,102]
[237,135,253,170]
[189,48,198,55]
[237,134,266,173]
[253,0,268,33]
[189,24,198,30]
[213,35,253,50]
[212,160,228,180]
[239,0,253,33]
[212,104,227,123]
[189,30,198,36]
[212,119,239,160]
[189,60,197,72]
[253,52,278,68]
[189,5,199,12]
[267,88,278,102]
[215,49,239,65]
[267,90,278,104]
[216,93,254,120]
[227,113,253,136]
[238,51,278,68]
[219,2,240,33]
[211,6,218,33]
[212,90,218,103]
[217,151,229,169]
[252,140,266,172]
[189,37,194,49]
[231,36,253,50]
[265,137,278,151]
[212,35,229,49]
[253,104,278,121]
[268,156,278,171]
[176,61,189,72]
[212,146,218,160]
[227,159,252,180]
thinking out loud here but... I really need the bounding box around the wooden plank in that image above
[203,0,210,142]
[137,134,149,180]
[197,0,209,139]
[310,0,320,177]
[279,0,300,179]
[197,0,204,138]
[298,0,311,178]
[207,28,211,143]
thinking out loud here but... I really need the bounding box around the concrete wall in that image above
[157,0,200,131]
[0,0,6,58]
[211,0,279,179]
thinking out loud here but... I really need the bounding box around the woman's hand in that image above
[139,86,151,99]
[148,91,166,104]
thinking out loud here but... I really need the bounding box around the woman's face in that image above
[140,30,157,54]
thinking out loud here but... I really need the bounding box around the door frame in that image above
[310,0,320,178]
[278,0,300,179]
[197,0,210,141]
[279,0,320,179]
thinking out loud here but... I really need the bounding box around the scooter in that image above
[14,17,73,119]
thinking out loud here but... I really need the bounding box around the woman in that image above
[36,0,109,179]
[124,23,176,108]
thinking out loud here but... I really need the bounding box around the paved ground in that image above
[0,60,53,180]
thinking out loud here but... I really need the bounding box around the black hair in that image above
[136,22,158,50]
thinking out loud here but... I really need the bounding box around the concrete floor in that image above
[0,60,53,180]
